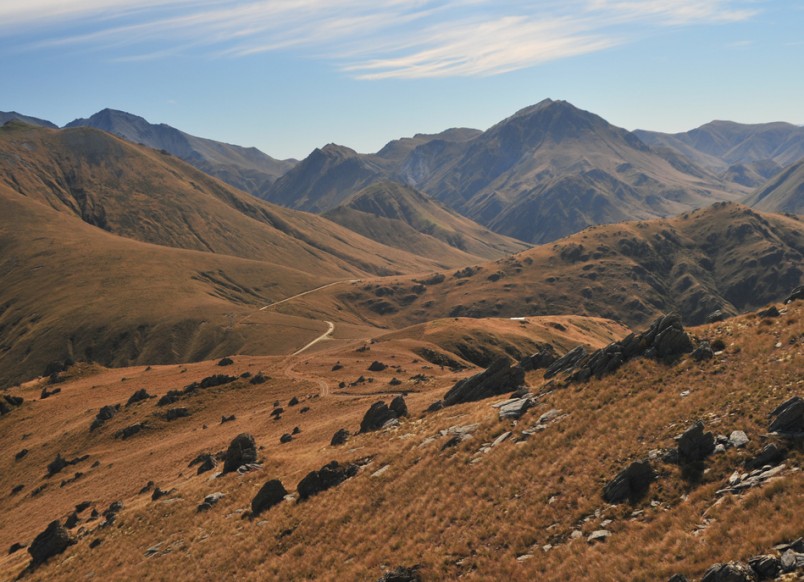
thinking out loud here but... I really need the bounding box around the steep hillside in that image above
[745,160,804,214]
[0,302,800,581]
[65,109,295,195]
[321,203,802,329]
[323,181,529,260]
[0,122,457,276]
[635,120,804,172]
[370,127,481,171]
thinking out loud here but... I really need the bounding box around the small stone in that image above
[587,530,611,543]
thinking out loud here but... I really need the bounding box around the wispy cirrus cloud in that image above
[3,0,761,78]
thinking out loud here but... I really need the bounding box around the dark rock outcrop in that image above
[218,357,234,366]
[757,306,780,318]
[280,433,293,444]
[115,422,146,439]
[0,394,24,415]
[330,428,349,446]
[769,396,803,434]
[47,454,68,477]
[519,345,557,371]
[90,404,120,431]
[191,453,217,475]
[442,358,525,407]
[126,389,152,406]
[28,520,72,566]
[251,479,288,516]
[297,461,358,501]
[368,361,387,372]
[544,346,587,379]
[692,341,714,361]
[678,421,715,464]
[390,395,408,418]
[602,460,655,503]
[165,407,190,421]
[360,398,407,433]
[222,433,257,474]
[701,561,757,582]
[748,555,780,579]
[745,443,785,470]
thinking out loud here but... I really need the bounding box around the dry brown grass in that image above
[0,305,801,581]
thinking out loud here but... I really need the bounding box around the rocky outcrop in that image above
[559,314,694,384]
[677,421,715,464]
[748,555,780,579]
[368,361,387,372]
[126,389,152,406]
[602,460,655,503]
[519,345,557,371]
[769,396,803,435]
[222,433,257,474]
[495,395,536,420]
[189,453,217,475]
[115,422,146,439]
[330,428,350,446]
[440,358,525,407]
[544,346,587,379]
[745,443,785,470]
[701,561,757,582]
[0,394,24,416]
[360,397,407,433]
[251,480,288,515]
[28,520,72,566]
[297,461,358,502]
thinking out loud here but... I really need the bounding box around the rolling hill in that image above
[745,159,804,214]
[0,112,57,129]
[65,109,296,195]
[317,202,802,330]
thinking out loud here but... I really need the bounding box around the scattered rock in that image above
[221,415,236,424]
[89,539,102,549]
[64,511,79,529]
[757,306,780,318]
[90,404,120,431]
[288,396,299,407]
[165,407,190,421]
[377,565,422,582]
[28,520,72,566]
[218,357,234,366]
[151,487,172,501]
[271,407,284,418]
[0,394,24,416]
[360,400,403,433]
[222,434,257,474]
[139,481,155,494]
[280,434,293,444]
[603,460,655,504]
[368,361,387,372]
[780,549,804,572]
[677,421,715,464]
[497,395,535,420]
[769,396,803,435]
[519,345,557,371]
[101,501,123,527]
[190,453,217,475]
[8,542,26,555]
[330,428,350,446]
[717,464,786,496]
[389,395,408,418]
[331,362,343,371]
[40,387,61,399]
[701,561,757,582]
[47,453,68,477]
[251,480,287,515]
[15,449,28,461]
[299,406,310,414]
[297,461,358,501]
[692,341,714,361]
[197,492,225,512]
[157,390,182,407]
[745,443,785,470]
[249,373,268,385]
[729,431,749,448]
[126,389,152,406]
[442,358,525,407]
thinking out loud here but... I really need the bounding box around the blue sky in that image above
[1,0,802,159]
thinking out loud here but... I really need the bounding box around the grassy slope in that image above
[0,305,800,581]
[320,203,803,330]
[745,160,804,215]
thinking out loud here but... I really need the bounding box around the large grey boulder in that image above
[442,358,525,406]
[701,561,757,582]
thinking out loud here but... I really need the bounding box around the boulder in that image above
[197,492,225,512]
[443,358,525,406]
[745,443,785,470]
[165,407,190,421]
[280,434,293,444]
[288,396,299,407]
[330,428,349,446]
[47,453,68,477]
[780,549,804,572]
[192,453,217,475]
[90,404,120,432]
[769,396,804,434]
[701,561,757,582]
[115,422,146,439]
[28,520,72,566]
[602,460,655,503]
[251,480,287,515]
[389,395,408,418]
[368,361,387,372]
[377,565,422,582]
[498,396,534,420]
[360,401,398,433]
[125,389,152,406]
[218,357,234,366]
[729,431,749,448]
[747,555,780,579]
[297,461,357,501]
[677,421,715,464]
[8,542,26,555]
[222,433,257,474]
[692,341,714,361]
[757,306,780,318]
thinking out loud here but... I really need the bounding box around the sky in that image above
[1,0,802,160]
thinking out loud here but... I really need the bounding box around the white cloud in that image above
[4,0,761,79]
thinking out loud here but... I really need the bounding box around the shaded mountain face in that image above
[262,99,745,245]
[331,202,803,330]
[323,181,529,262]
[65,108,295,195]
[745,159,804,214]
[635,120,804,172]
[0,111,57,129]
